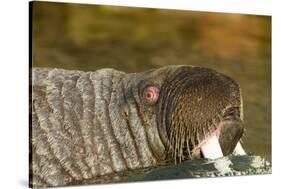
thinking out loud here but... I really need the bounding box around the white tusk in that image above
[201,135,224,159]
[233,141,246,155]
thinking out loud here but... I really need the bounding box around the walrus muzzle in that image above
[31,65,245,187]
[157,66,245,162]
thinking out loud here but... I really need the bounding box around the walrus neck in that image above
[121,77,167,164]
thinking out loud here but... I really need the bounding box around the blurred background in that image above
[31,2,271,161]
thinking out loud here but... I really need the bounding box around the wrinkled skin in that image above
[30,65,244,187]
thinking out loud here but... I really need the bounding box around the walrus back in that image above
[31,68,146,187]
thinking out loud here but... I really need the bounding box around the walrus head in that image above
[124,65,244,163]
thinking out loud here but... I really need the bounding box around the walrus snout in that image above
[191,108,245,160]
[157,66,246,162]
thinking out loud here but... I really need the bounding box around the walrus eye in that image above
[143,86,159,105]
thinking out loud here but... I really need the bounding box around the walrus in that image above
[30,65,246,187]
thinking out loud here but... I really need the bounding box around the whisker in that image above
[179,125,185,162]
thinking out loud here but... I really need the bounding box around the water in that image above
[31,0,271,175]
[124,155,271,182]
[71,155,270,186]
